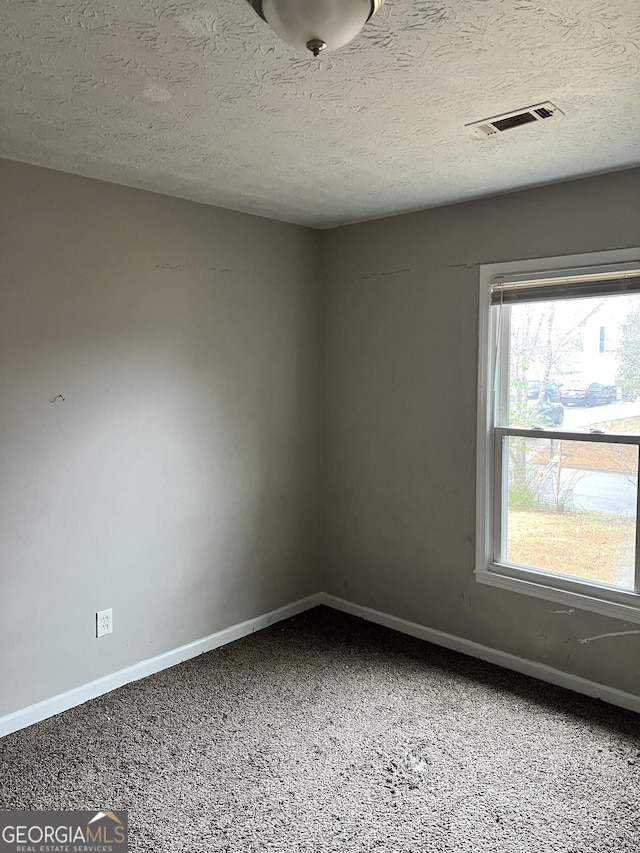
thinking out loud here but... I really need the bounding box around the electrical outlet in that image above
[96,608,113,638]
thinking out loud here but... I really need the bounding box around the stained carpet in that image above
[1,606,639,852]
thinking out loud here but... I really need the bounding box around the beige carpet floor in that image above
[1,606,639,852]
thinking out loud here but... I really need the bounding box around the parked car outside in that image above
[526,380,562,402]
[530,401,564,426]
[560,383,616,407]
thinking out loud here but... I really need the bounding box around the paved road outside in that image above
[562,400,640,431]
[562,468,637,515]
[556,402,639,514]
[523,399,640,515]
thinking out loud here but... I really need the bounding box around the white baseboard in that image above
[0,593,323,739]
[3,591,638,738]
[319,593,640,715]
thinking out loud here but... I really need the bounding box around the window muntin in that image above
[477,250,640,621]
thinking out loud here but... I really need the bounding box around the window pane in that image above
[504,293,640,432]
[503,436,638,589]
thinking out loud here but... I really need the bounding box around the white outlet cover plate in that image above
[96,608,113,638]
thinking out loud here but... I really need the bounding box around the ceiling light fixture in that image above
[246,0,386,56]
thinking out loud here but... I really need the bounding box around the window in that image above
[476,249,640,623]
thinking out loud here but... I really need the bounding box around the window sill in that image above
[476,564,640,625]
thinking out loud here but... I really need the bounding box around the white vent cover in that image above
[466,102,564,138]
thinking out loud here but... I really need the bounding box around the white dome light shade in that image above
[247,0,386,55]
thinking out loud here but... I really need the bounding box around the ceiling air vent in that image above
[465,102,564,138]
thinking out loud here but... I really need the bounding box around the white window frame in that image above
[476,247,640,624]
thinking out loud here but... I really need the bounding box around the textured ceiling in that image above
[1,0,639,228]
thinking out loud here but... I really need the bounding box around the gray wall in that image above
[3,157,640,721]
[323,168,640,697]
[0,160,322,716]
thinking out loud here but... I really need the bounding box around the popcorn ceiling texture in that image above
[1,0,639,227]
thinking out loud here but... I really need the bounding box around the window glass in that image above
[506,293,640,432]
[479,252,640,620]
[503,436,637,589]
